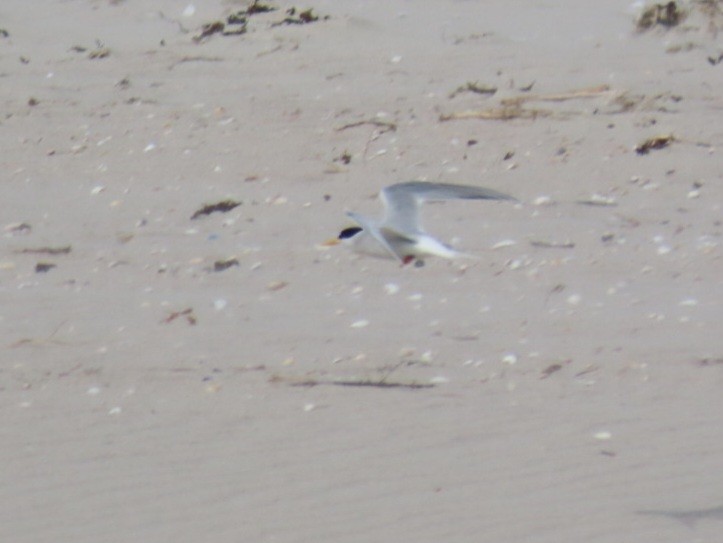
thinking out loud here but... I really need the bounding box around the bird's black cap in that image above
[338,226,363,239]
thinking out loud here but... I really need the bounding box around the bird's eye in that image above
[338,226,363,239]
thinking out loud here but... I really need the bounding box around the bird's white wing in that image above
[346,212,405,261]
[380,181,515,233]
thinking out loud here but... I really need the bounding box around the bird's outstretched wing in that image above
[346,212,405,261]
[380,181,515,234]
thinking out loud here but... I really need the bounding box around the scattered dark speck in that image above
[191,199,242,219]
[35,262,56,273]
[213,258,240,272]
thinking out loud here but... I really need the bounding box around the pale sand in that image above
[1,0,722,541]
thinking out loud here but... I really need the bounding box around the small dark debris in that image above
[449,81,497,99]
[272,7,328,26]
[116,77,131,89]
[530,240,575,249]
[193,21,226,42]
[635,134,674,154]
[245,0,277,15]
[15,245,71,255]
[503,150,515,160]
[195,2,280,42]
[323,194,331,202]
[708,53,723,66]
[227,13,247,25]
[28,97,39,107]
[35,262,56,273]
[70,45,87,53]
[540,363,563,379]
[221,21,247,36]
[334,380,434,389]
[0,29,9,38]
[162,308,197,325]
[697,357,723,367]
[5,222,32,235]
[334,150,352,164]
[336,119,397,133]
[286,378,434,389]
[467,139,478,146]
[88,47,111,60]
[19,56,30,64]
[636,1,685,30]
[576,198,617,207]
[191,199,242,219]
[299,8,318,22]
[519,81,535,92]
[213,258,240,272]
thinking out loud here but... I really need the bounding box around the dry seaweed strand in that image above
[162,308,197,325]
[635,134,675,154]
[440,106,554,121]
[500,84,612,106]
[636,1,686,30]
[449,81,497,99]
[191,199,241,219]
[335,119,397,133]
[14,245,71,255]
[270,374,435,389]
[213,258,240,272]
[440,85,613,121]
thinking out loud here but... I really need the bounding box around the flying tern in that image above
[325,181,516,266]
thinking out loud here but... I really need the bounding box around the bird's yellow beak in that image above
[322,238,340,247]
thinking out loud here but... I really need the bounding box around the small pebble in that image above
[532,195,554,206]
[384,283,400,295]
[566,294,582,306]
[267,280,288,291]
[502,353,518,365]
[492,239,517,250]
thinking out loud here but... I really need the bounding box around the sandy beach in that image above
[2,1,722,541]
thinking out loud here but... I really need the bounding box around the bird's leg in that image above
[401,255,425,268]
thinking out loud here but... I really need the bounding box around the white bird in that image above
[325,181,516,266]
